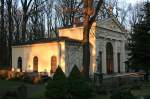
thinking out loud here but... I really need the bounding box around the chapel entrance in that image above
[106,42,114,74]
[33,56,38,72]
[18,57,22,72]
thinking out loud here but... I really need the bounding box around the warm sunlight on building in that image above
[12,16,127,76]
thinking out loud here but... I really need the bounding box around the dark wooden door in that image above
[51,56,57,73]
[106,43,114,74]
[33,56,38,72]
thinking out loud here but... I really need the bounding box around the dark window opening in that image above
[117,53,121,73]
[18,57,22,72]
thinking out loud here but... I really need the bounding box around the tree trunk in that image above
[0,0,5,65]
[7,0,13,67]
[82,18,91,78]
[1,0,4,42]
[82,0,103,78]
[16,24,20,42]
[22,18,27,42]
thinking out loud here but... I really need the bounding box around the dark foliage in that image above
[110,89,136,99]
[2,84,27,99]
[67,65,92,99]
[45,65,92,99]
[128,2,150,72]
[45,66,67,99]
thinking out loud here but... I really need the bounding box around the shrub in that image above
[144,95,150,99]
[45,66,67,99]
[67,65,92,99]
[45,65,92,99]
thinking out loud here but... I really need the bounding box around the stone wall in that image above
[65,41,83,75]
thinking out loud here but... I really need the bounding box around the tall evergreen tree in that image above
[128,2,150,80]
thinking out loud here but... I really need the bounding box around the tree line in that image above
[0,0,140,78]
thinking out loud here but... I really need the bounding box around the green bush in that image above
[45,66,67,99]
[67,65,92,99]
[144,95,150,99]
[45,65,92,99]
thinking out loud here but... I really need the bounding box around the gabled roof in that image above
[96,16,126,33]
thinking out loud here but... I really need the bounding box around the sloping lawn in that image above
[132,82,150,97]
[0,79,109,99]
[91,95,108,99]
[0,79,45,99]
[0,79,23,97]
[3,79,150,99]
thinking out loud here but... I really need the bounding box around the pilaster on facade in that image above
[113,40,118,73]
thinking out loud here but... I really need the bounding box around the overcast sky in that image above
[126,0,146,4]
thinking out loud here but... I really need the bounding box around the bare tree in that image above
[103,0,131,27]
[0,0,5,42]
[82,0,103,78]
[30,0,41,40]
[21,0,33,42]
[129,2,145,30]
[55,0,83,27]
[0,0,5,65]
[44,0,55,38]
[6,0,13,65]
[12,0,22,42]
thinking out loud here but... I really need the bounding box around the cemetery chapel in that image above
[12,16,127,76]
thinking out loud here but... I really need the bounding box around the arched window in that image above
[106,42,114,74]
[33,56,38,72]
[51,56,57,73]
[18,57,22,72]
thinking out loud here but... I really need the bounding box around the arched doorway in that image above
[51,56,57,73]
[18,57,22,72]
[33,56,38,72]
[106,42,114,74]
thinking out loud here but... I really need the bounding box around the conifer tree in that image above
[68,65,92,99]
[45,66,67,99]
[128,2,150,80]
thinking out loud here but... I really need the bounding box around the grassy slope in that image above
[0,79,108,99]
[0,79,45,99]
[1,79,150,99]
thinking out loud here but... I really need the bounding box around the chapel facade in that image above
[12,16,127,76]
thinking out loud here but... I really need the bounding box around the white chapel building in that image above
[12,16,127,76]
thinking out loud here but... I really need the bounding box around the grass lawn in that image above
[91,95,108,99]
[0,79,45,99]
[132,82,150,97]
[0,79,109,99]
[1,79,150,99]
